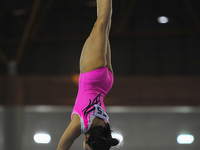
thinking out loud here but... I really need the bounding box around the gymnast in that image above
[57,0,119,150]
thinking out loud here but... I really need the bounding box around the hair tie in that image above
[101,137,107,141]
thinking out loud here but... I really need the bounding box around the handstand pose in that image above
[57,0,119,150]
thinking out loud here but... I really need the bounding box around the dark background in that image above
[0,0,200,76]
[0,0,200,106]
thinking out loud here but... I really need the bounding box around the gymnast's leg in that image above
[106,20,113,74]
[80,0,113,73]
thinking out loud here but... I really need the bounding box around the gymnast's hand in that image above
[56,115,81,150]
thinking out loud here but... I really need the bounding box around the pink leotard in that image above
[71,66,113,134]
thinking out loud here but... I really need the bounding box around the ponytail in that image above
[85,123,119,150]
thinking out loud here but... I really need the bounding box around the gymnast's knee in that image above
[93,18,110,32]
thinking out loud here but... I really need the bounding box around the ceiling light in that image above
[34,133,51,144]
[111,133,124,143]
[157,16,169,24]
[177,134,194,144]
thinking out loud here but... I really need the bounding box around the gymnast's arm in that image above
[57,115,81,150]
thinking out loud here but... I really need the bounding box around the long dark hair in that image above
[85,123,119,150]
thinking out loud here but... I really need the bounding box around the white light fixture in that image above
[34,133,51,144]
[177,134,194,144]
[111,133,124,143]
[157,16,169,24]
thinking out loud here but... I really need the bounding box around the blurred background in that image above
[0,0,200,150]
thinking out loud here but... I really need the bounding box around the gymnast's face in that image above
[83,134,92,150]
